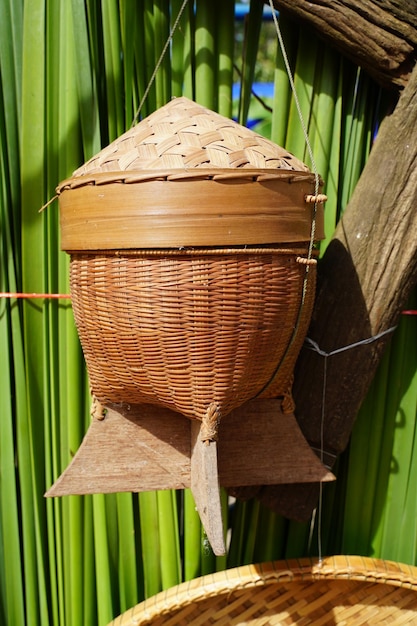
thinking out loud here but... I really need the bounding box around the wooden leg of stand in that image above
[190,420,226,556]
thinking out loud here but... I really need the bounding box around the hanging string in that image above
[131,0,190,127]
[306,324,397,561]
[267,2,411,562]
[316,353,328,564]
[268,0,320,260]
[5,0,188,299]
[267,1,326,561]
[268,0,321,332]
[253,2,323,403]
[305,326,398,358]
[307,348,328,563]
[39,3,189,211]
[251,2,324,405]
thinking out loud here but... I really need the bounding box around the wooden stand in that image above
[46,398,334,555]
[191,421,225,555]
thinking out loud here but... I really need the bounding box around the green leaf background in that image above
[0,2,415,624]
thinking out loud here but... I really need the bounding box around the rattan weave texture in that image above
[70,248,313,415]
[109,556,417,625]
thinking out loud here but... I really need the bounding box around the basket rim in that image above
[56,167,323,195]
[109,555,417,625]
[66,245,320,256]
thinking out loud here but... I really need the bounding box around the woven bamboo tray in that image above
[109,556,417,625]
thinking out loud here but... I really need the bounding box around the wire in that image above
[268,0,320,214]
[268,0,323,561]
[131,0,190,126]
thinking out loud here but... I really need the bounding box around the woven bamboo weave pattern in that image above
[109,556,417,625]
[73,97,310,175]
[70,248,313,418]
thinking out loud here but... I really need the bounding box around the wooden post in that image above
[190,420,226,556]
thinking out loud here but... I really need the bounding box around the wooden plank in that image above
[45,403,190,496]
[190,420,226,556]
[45,399,334,497]
[218,399,334,485]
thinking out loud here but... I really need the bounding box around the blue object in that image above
[235,2,276,20]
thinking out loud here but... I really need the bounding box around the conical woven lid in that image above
[73,97,310,175]
[58,97,324,250]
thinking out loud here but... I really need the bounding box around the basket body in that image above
[70,247,315,420]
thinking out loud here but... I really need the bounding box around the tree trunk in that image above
[272,0,417,90]
[258,58,417,521]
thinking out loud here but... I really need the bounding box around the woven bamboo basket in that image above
[57,97,325,433]
[109,556,417,625]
